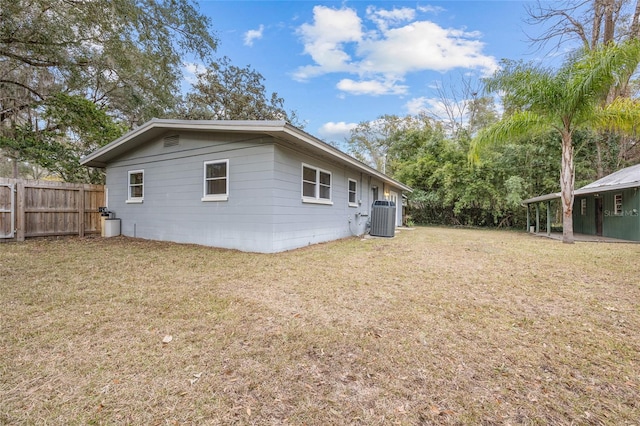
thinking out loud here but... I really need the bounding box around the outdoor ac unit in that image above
[370,200,396,237]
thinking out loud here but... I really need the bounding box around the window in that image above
[580,198,587,216]
[348,178,358,207]
[614,193,623,215]
[127,170,144,203]
[302,164,332,204]
[202,160,229,201]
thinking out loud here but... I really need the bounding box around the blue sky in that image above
[189,1,546,145]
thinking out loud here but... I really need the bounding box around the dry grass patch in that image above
[1,227,639,425]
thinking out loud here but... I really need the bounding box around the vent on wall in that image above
[163,135,180,147]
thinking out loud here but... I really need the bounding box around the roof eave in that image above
[80,119,412,192]
[280,123,412,193]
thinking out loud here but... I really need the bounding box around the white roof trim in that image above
[81,119,412,192]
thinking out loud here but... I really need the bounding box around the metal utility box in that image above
[370,200,396,237]
[103,219,121,237]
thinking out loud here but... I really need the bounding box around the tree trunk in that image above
[11,156,19,179]
[603,0,615,43]
[560,130,575,243]
[631,0,640,39]
[595,138,605,178]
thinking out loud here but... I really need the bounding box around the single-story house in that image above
[81,119,412,253]
[522,163,640,240]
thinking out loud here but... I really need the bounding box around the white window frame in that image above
[580,198,587,216]
[348,178,358,207]
[126,169,144,203]
[301,163,333,205]
[202,159,229,202]
[614,193,623,215]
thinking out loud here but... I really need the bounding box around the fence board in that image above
[0,178,105,241]
[0,183,14,238]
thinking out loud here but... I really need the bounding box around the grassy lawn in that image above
[1,227,639,425]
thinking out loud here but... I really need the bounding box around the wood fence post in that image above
[78,186,85,237]
[16,180,25,241]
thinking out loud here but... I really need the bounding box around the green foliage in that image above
[180,57,299,124]
[347,114,433,171]
[0,94,126,183]
[1,0,217,182]
[471,40,640,241]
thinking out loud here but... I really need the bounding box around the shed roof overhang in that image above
[81,119,412,192]
[521,184,640,206]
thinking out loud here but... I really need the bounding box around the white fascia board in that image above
[81,119,413,193]
[281,124,413,193]
[80,119,288,166]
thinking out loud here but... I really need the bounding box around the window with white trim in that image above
[202,160,229,201]
[580,198,587,216]
[614,193,623,215]
[302,164,332,204]
[348,178,358,207]
[127,170,144,203]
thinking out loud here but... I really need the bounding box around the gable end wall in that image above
[105,131,277,252]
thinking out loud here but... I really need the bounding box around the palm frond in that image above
[469,111,552,164]
[594,97,640,135]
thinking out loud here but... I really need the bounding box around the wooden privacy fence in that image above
[0,178,105,241]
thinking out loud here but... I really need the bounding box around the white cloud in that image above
[404,96,476,128]
[183,61,205,85]
[293,6,363,80]
[336,78,408,96]
[366,6,415,31]
[294,5,498,96]
[417,5,445,14]
[317,121,358,142]
[404,97,447,117]
[357,22,497,75]
[244,25,265,46]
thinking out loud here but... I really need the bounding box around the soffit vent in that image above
[163,135,180,147]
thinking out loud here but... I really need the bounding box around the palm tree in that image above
[471,40,640,243]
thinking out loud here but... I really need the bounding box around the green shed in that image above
[522,164,640,241]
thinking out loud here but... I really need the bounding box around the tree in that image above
[180,57,299,124]
[1,0,217,125]
[425,75,498,138]
[526,0,640,51]
[0,94,126,183]
[1,0,217,180]
[526,0,640,176]
[471,40,640,243]
[346,114,430,172]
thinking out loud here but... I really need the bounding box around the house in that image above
[81,119,412,253]
[522,163,640,241]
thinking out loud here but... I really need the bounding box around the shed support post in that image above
[526,204,530,232]
[535,204,540,233]
[546,200,551,236]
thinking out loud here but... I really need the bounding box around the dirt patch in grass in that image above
[1,228,639,424]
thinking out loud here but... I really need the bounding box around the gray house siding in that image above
[271,145,373,252]
[84,120,412,253]
[105,131,279,252]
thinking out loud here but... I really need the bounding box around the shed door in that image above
[595,197,603,236]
